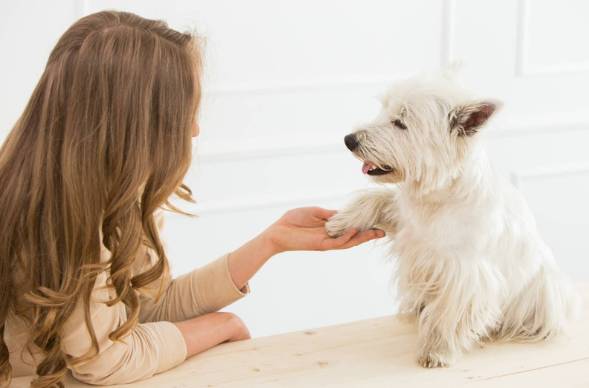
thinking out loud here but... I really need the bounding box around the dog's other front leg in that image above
[325,188,398,238]
[413,261,502,368]
[417,326,455,368]
[417,302,472,368]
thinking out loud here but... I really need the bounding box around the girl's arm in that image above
[174,312,250,357]
[228,207,384,289]
[176,207,384,358]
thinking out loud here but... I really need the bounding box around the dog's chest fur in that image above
[394,183,497,262]
[389,167,548,303]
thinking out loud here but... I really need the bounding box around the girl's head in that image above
[0,11,200,387]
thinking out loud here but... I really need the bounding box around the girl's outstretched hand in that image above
[227,207,385,290]
[264,207,385,254]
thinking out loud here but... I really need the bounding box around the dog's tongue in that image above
[362,161,376,174]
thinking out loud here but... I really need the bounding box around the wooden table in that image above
[13,287,588,387]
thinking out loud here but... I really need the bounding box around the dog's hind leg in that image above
[325,188,399,238]
[496,265,580,342]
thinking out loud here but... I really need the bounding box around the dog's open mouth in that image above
[362,161,394,176]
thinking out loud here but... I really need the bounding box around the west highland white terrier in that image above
[325,71,579,367]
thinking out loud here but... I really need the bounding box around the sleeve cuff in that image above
[224,253,250,296]
[189,253,249,314]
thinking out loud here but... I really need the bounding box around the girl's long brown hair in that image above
[0,11,199,387]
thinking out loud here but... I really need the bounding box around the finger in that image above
[339,229,385,249]
[311,207,338,220]
[322,228,358,250]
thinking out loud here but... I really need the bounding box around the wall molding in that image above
[510,162,589,188]
[198,119,589,163]
[197,141,341,163]
[74,0,86,18]
[516,0,589,77]
[491,118,589,138]
[196,162,589,215]
[193,190,352,215]
[206,76,401,96]
[441,0,457,66]
[204,0,456,95]
[193,162,589,216]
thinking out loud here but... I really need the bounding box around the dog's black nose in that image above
[344,134,358,151]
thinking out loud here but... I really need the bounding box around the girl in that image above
[0,11,383,387]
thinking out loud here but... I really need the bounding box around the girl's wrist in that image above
[258,225,284,257]
[227,228,280,289]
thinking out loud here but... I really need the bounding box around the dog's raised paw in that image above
[324,220,345,238]
[324,214,350,238]
[417,353,450,368]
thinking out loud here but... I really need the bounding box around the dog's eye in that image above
[392,119,407,130]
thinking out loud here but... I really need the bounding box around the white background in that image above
[1,0,588,337]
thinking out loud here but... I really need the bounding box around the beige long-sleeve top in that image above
[6,249,248,385]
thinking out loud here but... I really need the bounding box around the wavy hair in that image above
[0,11,199,387]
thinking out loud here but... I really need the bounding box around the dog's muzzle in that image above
[343,133,394,176]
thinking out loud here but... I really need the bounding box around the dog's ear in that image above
[449,100,501,137]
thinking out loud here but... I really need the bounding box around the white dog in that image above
[325,71,579,368]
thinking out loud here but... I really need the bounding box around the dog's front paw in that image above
[325,213,352,238]
[417,352,451,368]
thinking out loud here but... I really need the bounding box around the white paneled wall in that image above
[1,0,588,337]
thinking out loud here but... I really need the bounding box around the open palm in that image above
[268,207,385,253]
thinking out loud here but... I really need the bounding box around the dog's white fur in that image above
[326,71,580,368]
